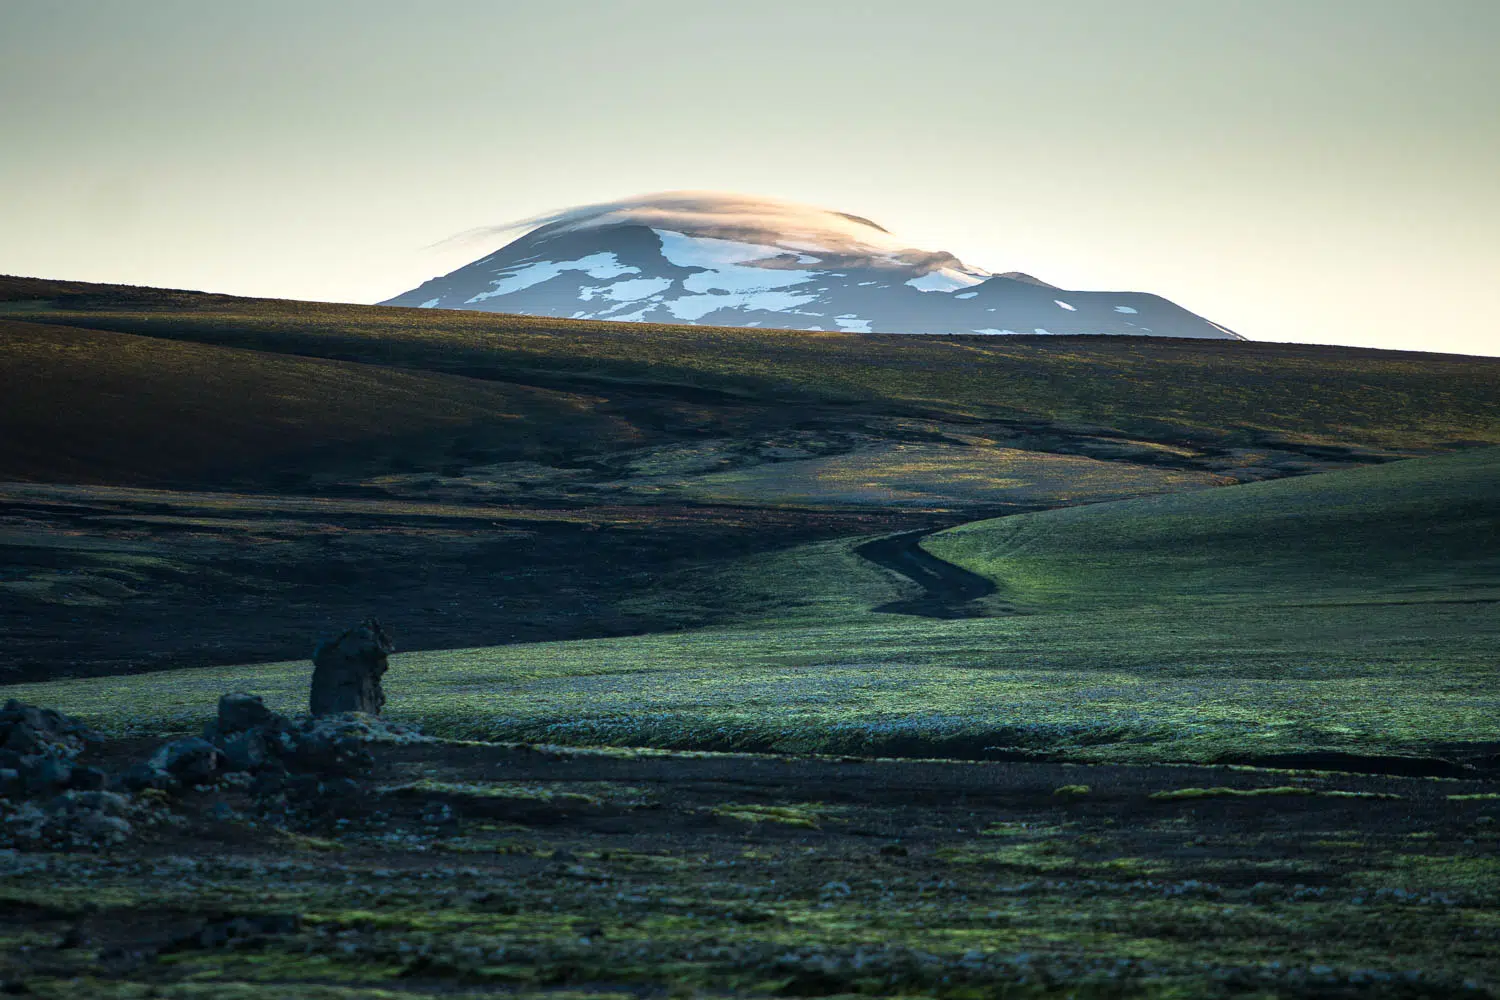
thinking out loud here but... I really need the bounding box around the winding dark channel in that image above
[855,529,997,618]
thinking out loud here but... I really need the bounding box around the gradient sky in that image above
[2,1,1496,356]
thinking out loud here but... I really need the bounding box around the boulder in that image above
[309,620,394,717]
[287,729,372,777]
[219,730,269,773]
[148,737,225,785]
[121,761,175,793]
[215,692,282,734]
[0,700,98,760]
[20,755,72,796]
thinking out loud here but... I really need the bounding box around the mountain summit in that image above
[382,193,1243,339]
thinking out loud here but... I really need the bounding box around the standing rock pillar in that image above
[309,619,394,717]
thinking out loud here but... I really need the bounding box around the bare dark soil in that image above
[3,738,1498,998]
[0,483,949,682]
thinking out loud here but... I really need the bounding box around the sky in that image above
[2,0,1497,357]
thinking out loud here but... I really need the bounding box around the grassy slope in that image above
[0,318,633,486]
[10,451,1498,765]
[925,444,1500,610]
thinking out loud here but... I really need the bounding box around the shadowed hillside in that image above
[0,318,633,487]
[5,276,1500,495]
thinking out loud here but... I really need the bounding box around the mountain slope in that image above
[382,193,1243,339]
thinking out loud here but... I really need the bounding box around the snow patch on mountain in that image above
[907,268,988,293]
[467,251,639,303]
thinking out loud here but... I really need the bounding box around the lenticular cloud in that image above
[478,191,916,260]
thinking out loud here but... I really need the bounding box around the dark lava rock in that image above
[148,737,225,785]
[218,729,270,773]
[5,790,138,848]
[0,700,99,760]
[309,620,393,717]
[67,765,108,792]
[214,692,282,734]
[20,755,72,796]
[287,730,372,776]
[2,723,39,755]
[121,761,175,793]
[249,767,288,797]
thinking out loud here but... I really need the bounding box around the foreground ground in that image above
[4,735,1500,999]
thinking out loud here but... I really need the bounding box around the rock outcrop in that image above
[0,699,103,801]
[309,620,394,717]
[2,683,430,851]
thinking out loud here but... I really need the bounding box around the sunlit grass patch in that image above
[677,442,1225,508]
[271,830,346,852]
[378,780,604,806]
[938,840,1162,877]
[1151,786,1311,801]
[1150,786,1403,802]
[709,803,838,829]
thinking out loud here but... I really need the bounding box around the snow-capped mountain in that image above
[382,193,1243,340]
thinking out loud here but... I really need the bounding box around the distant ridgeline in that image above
[383,192,1243,339]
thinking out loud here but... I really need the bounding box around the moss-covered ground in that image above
[3,739,1498,998]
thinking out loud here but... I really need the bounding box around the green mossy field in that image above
[8,449,1498,768]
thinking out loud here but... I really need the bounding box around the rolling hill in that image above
[6,448,1497,768]
[1,274,1497,719]
[926,444,1500,612]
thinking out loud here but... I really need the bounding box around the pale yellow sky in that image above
[2,0,1496,356]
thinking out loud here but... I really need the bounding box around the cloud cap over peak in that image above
[464,191,985,276]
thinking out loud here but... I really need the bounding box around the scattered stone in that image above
[121,761,175,793]
[148,738,225,785]
[2,690,433,853]
[218,729,270,773]
[2,789,164,850]
[0,700,99,762]
[310,620,394,717]
[20,755,72,796]
[302,712,433,747]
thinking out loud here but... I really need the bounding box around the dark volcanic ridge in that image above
[383,192,1243,339]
